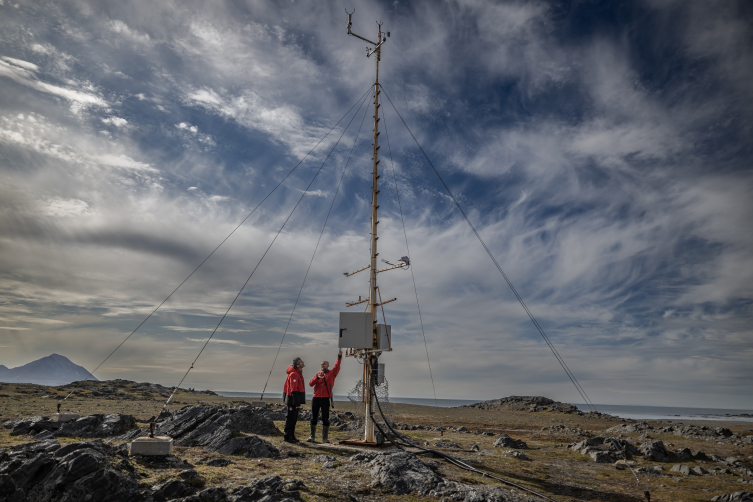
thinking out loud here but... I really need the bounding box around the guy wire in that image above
[382,110,439,411]
[57,85,375,406]
[260,89,373,400]
[379,84,597,412]
[156,86,373,415]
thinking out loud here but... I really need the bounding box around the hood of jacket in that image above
[287,365,302,376]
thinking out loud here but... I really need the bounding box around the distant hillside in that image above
[457,395,579,413]
[0,354,97,386]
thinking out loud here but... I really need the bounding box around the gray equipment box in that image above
[339,312,374,349]
[370,363,385,385]
[376,324,391,350]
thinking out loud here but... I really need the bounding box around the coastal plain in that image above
[1,380,752,502]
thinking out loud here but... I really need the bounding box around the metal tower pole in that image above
[345,10,388,444]
[364,21,383,444]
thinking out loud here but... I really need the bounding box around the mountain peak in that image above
[0,354,97,386]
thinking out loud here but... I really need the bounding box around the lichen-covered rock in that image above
[350,451,441,495]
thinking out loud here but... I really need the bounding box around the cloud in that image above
[0,57,105,108]
[102,117,128,127]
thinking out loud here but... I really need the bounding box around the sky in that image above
[1,0,752,410]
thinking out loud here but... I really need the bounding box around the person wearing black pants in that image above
[307,348,342,443]
[283,357,306,443]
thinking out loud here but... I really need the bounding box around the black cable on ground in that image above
[259,89,373,400]
[58,85,374,406]
[382,107,438,411]
[368,376,556,502]
[156,90,373,415]
[379,84,597,413]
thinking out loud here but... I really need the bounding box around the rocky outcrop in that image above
[0,438,141,502]
[156,405,278,440]
[459,396,577,413]
[127,405,280,458]
[350,451,442,495]
[4,413,137,438]
[431,480,539,501]
[56,413,136,438]
[711,492,753,502]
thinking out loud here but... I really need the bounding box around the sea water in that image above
[215,391,753,422]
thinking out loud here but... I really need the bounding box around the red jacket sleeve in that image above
[309,374,319,387]
[331,356,342,379]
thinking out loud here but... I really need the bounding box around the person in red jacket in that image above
[306,348,342,443]
[283,357,306,443]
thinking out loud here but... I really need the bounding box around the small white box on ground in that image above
[130,437,173,456]
[51,413,80,423]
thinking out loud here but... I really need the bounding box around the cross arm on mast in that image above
[343,264,370,277]
[346,9,380,45]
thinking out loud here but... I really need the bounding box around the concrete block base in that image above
[52,413,80,423]
[251,401,266,408]
[130,436,173,456]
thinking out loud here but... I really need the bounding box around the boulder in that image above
[571,437,604,451]
[603,438,641,456]
[672,464,693,475]
[590,451,617,463]
[502,450,531,460]
[203,432,279,458]
[350,451,441,495]
[640,441,671,462]
[153,479,192,502]
[674,448,694,460]
[493,434,528,449]
[693,466,708,475]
